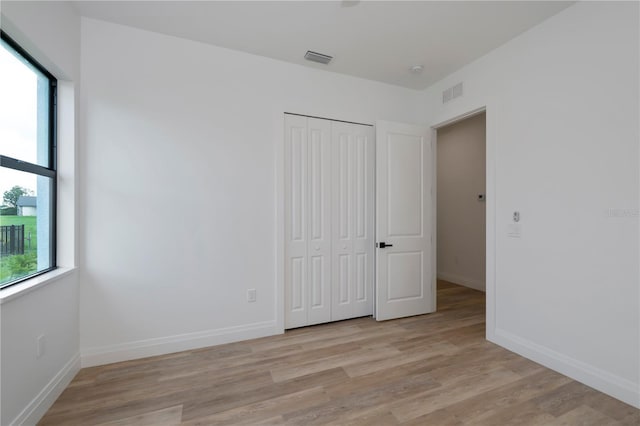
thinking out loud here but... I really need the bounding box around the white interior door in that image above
[331,122,375,321]
[375,120,435,321]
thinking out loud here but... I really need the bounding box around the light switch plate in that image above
[508,223,522,238]
[247,288,257,303]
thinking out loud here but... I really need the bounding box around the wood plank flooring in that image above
[39,281,639,425]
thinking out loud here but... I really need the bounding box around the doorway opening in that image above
[434,111,487,323]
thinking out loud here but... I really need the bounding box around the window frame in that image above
[0,30,57,289]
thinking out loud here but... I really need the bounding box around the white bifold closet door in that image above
[285,114,374,329]
[331,122,375,322]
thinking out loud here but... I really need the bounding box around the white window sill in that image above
[0,267,76,305]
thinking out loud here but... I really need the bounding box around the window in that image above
[0,31,57,289]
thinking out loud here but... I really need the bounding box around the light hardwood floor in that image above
[40,281,639,425]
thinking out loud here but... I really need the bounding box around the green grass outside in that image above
[0,216,38,286]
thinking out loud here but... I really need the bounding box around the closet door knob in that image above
[376,242,393,248]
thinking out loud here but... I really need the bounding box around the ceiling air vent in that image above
[304,51,333,65]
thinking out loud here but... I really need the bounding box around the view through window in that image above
[0,31,57,288]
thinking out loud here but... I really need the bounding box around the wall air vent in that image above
[304,51,333,65]
[442,82,463,104]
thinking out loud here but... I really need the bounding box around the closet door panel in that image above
[307,118,332,325]
[352,126,375,317]
[285,114,308,328]
[286,115,373,329]
[332,124,353,321]
[332,122,374,321]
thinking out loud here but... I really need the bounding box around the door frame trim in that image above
[430,105,495,342]
[276,111,287,334]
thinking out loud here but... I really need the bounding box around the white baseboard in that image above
[81,320,280,368]
[10,353,80,426]
[491,328,640,409]
[437,271,485,292]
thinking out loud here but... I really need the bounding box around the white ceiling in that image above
[72,1,574,90]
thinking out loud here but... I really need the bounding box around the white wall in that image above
[0,1,80,424]
[79,18,425,366]
[423,2,639,407]
[437,112,486,291]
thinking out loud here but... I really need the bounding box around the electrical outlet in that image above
[37,335,46,359]
[247,289,257,303]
